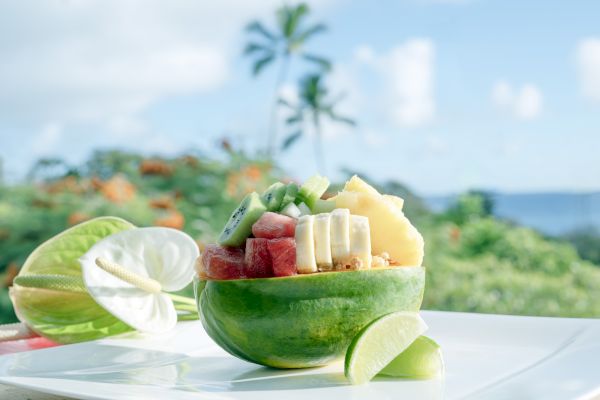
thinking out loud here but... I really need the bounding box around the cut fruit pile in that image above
[197,175,424,280]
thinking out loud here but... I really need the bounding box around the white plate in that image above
[0,311,599,400]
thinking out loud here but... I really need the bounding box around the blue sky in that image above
[0,0,599,195]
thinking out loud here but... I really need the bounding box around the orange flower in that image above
[45,176,85,194]
[139,159,173,176]
[180,155,199,167]
[154,210,185,230]
[149,197,174,210]
[3,262,19,287]
[450,226,461,243]
[244,165,262,181]
[67,212,90,226]
[100,174,136,204]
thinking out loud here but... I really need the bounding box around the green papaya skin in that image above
[197,266,425,368]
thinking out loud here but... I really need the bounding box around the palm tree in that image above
[280,73,356,173]
[244,2,331,157]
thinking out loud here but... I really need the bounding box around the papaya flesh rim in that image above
[198,265,425,283]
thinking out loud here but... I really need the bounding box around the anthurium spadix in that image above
[79,227,199,334]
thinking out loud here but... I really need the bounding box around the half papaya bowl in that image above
[196,266,424,368]
[194,175,426,369]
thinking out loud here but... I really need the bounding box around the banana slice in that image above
[350,215,372,269]
[314,213,333,271]
[295,215,317,274]
[330,208,351,267]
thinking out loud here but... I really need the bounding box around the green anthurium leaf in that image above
[11,217,136,343]
[20,216,135,276]
[10,285,133,344]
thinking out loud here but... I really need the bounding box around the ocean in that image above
[425,192,600,236]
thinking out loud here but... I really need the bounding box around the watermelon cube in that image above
[252,212,296,239]
[245,238,273,278]
[198,244,245,280]
[267,238,297,277]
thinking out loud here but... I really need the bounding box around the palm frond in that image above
[252,53,275,76]
[243,42,271,56]
[330,114,357,126]
[284,3,310,38]
[285,113,303,125]
[246,21,276,41]
[277,97,295,109]
[324,107,357,126]
[275,5,291,34]
[295,23,327,44]
[302,53,332,71]
[282,130,303,150]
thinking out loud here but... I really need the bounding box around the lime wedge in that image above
[379,335,444,379]
[344,311,427,385]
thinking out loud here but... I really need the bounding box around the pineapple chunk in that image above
[383,194,404,211]
[343,175,380,196]
[344,175,405,210]
[333,177,424,266]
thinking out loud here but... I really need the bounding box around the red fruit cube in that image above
[267,238,297,277]
[252,212,296,239]
[197,244,245,280]
[245,238,273,278]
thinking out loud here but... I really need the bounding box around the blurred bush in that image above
[420,193,600,317]
[562,226,600,265]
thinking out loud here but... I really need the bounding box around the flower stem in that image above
[173,303,197,313]
[168,293,196,306]
[177,313,199,321]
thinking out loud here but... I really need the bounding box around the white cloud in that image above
[0,0,296,139]
[353,45,376,64]
[356,40,436,128]
[515,85,543,119]
[576,38,600,101]
[491,80,513,107]
[491,81,543,120]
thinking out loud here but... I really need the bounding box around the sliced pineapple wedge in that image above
[332,176,424,266]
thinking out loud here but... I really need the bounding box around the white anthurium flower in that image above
[79,227,199,334]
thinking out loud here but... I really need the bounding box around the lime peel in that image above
[344,311,428,385]
[379,335,444,379]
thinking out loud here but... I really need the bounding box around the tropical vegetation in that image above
[1,149,600,325]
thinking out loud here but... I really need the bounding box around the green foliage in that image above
[2,150,600,325]
[418,193,600,317]
[443,192,491,225]
[563,227,600,265]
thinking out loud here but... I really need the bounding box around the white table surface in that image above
[2,311,600,400]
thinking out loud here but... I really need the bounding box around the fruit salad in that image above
[195,175,426,369]
[196,175,424,280]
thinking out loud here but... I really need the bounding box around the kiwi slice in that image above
[261,182,287,211]
[218,192,267,246]
[296,175,330,210]
[280,183,299,208]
